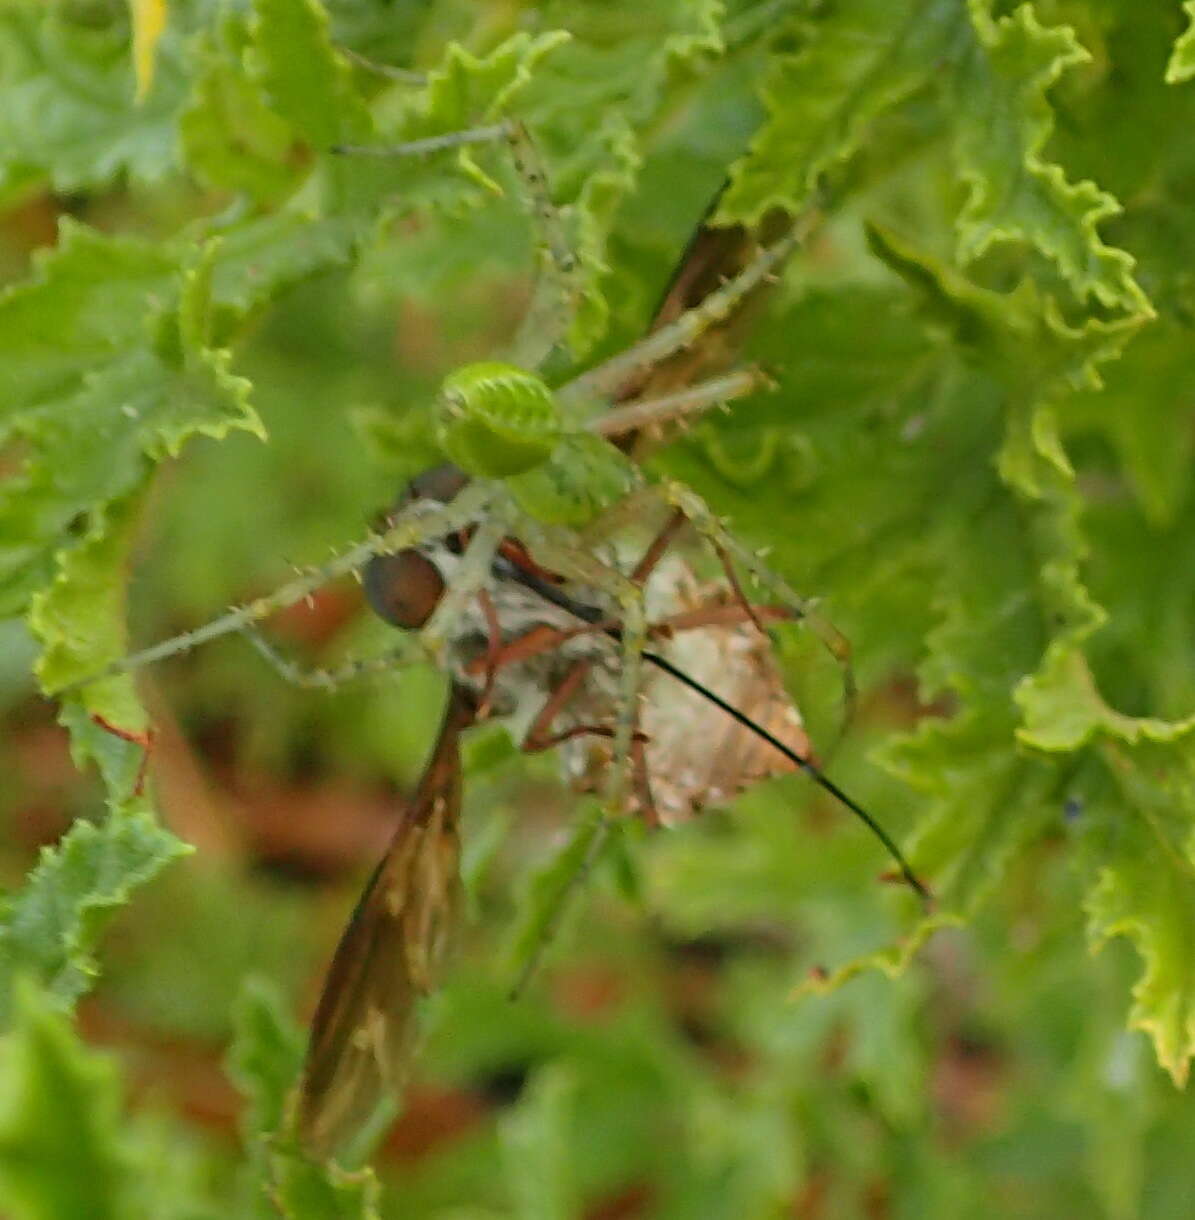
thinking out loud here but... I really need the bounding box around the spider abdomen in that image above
[436,362,561,478]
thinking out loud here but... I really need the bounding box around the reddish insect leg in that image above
[631,508,687,583]
[707,536,767,634]
[516,659,658,826]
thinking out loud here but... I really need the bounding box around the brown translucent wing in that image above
[297,685,475,1157]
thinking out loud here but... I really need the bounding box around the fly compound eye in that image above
[364,549,445,630]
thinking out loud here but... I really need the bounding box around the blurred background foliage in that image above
[2,0,1195,1216]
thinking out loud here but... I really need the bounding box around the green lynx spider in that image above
[61,116,923,894]
[60,119,929,1155]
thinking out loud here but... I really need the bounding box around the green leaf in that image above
[0,981,131,1220]
[1082,735,1195,1087]
[206,210,361,321]
[505,803,607,987]
[269,1157,381,1220]
[180,16,298,205]
[864,220,1143,394]
[717,0,966,223]
[227,976,306,1142]
[0,812,191,1024]
[0,220,176,417]
[250,0,371,149]
[29,497,146,739]
[1017,648,1195,755]
[1166,0,1195,83]
[881,714,1059,914]
[951,1,1149,314]
[0,1,186,191]
[0,221,262,618]
[1060,320,1195,527]
[498,1064,578,1220]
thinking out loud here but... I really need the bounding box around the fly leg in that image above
[517,657,659,827]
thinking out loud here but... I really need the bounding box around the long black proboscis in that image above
[494,556,931,905]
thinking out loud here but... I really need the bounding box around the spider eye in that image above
[364,549,445,630]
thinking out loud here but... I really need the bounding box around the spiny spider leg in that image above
[55,482,495,695]
[513,518,648,813]
[418,514,508,661]
[557,208,820,408]
[497,503,707,995]
[586,366,774,442]
[504,121,584,367]
[335,116,792,419]
[241,625,417,691]
[571,472,859,748]
[331,123,512,159]
[708,535,768,635]
[334,118,580,369]
[455,598,793,680]
[337,47,427,86]
[659,478,859,738]
[629,507,686,581]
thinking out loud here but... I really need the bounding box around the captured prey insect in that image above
[60,120,930,1159]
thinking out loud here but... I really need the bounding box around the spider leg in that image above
[419,514,508,662]
[648,601,795,637]
[334,118,578,372]
[519,657,653,815]
[240,625,416,692]
[504,121,583,368]
[630,507,686,582]
[707,535,768,635]
[513,522,648,813]
[336,47,426,86]
[331,123,512,158]
[56,482,494,696]
[503,506,701,992]
[557,209,820,408]
[657,478,858,740]
[588,366,775,442]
